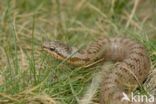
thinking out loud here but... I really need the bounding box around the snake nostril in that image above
[42,45,47,49]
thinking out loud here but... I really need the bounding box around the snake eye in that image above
[49,47,56,51]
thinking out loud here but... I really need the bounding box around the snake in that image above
[43,36,155,104]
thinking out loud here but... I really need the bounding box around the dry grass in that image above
[0,0,156,104]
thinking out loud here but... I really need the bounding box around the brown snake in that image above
[43,37,155,104]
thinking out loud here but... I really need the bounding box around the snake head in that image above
[42,40,90,65]
[42,40,73,60]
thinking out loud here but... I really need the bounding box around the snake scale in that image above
[43,36,155,104]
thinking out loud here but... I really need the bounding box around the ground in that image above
[0,0,156,104]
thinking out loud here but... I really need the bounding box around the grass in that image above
[0,0,156,104]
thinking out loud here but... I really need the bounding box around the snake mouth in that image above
[42,46,49,52]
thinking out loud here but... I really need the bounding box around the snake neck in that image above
[64,47,91,66]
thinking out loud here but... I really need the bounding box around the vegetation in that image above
[0,0,155,104]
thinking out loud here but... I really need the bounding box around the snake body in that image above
[43,37,155,104]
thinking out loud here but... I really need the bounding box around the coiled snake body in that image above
[43,37,155,104]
